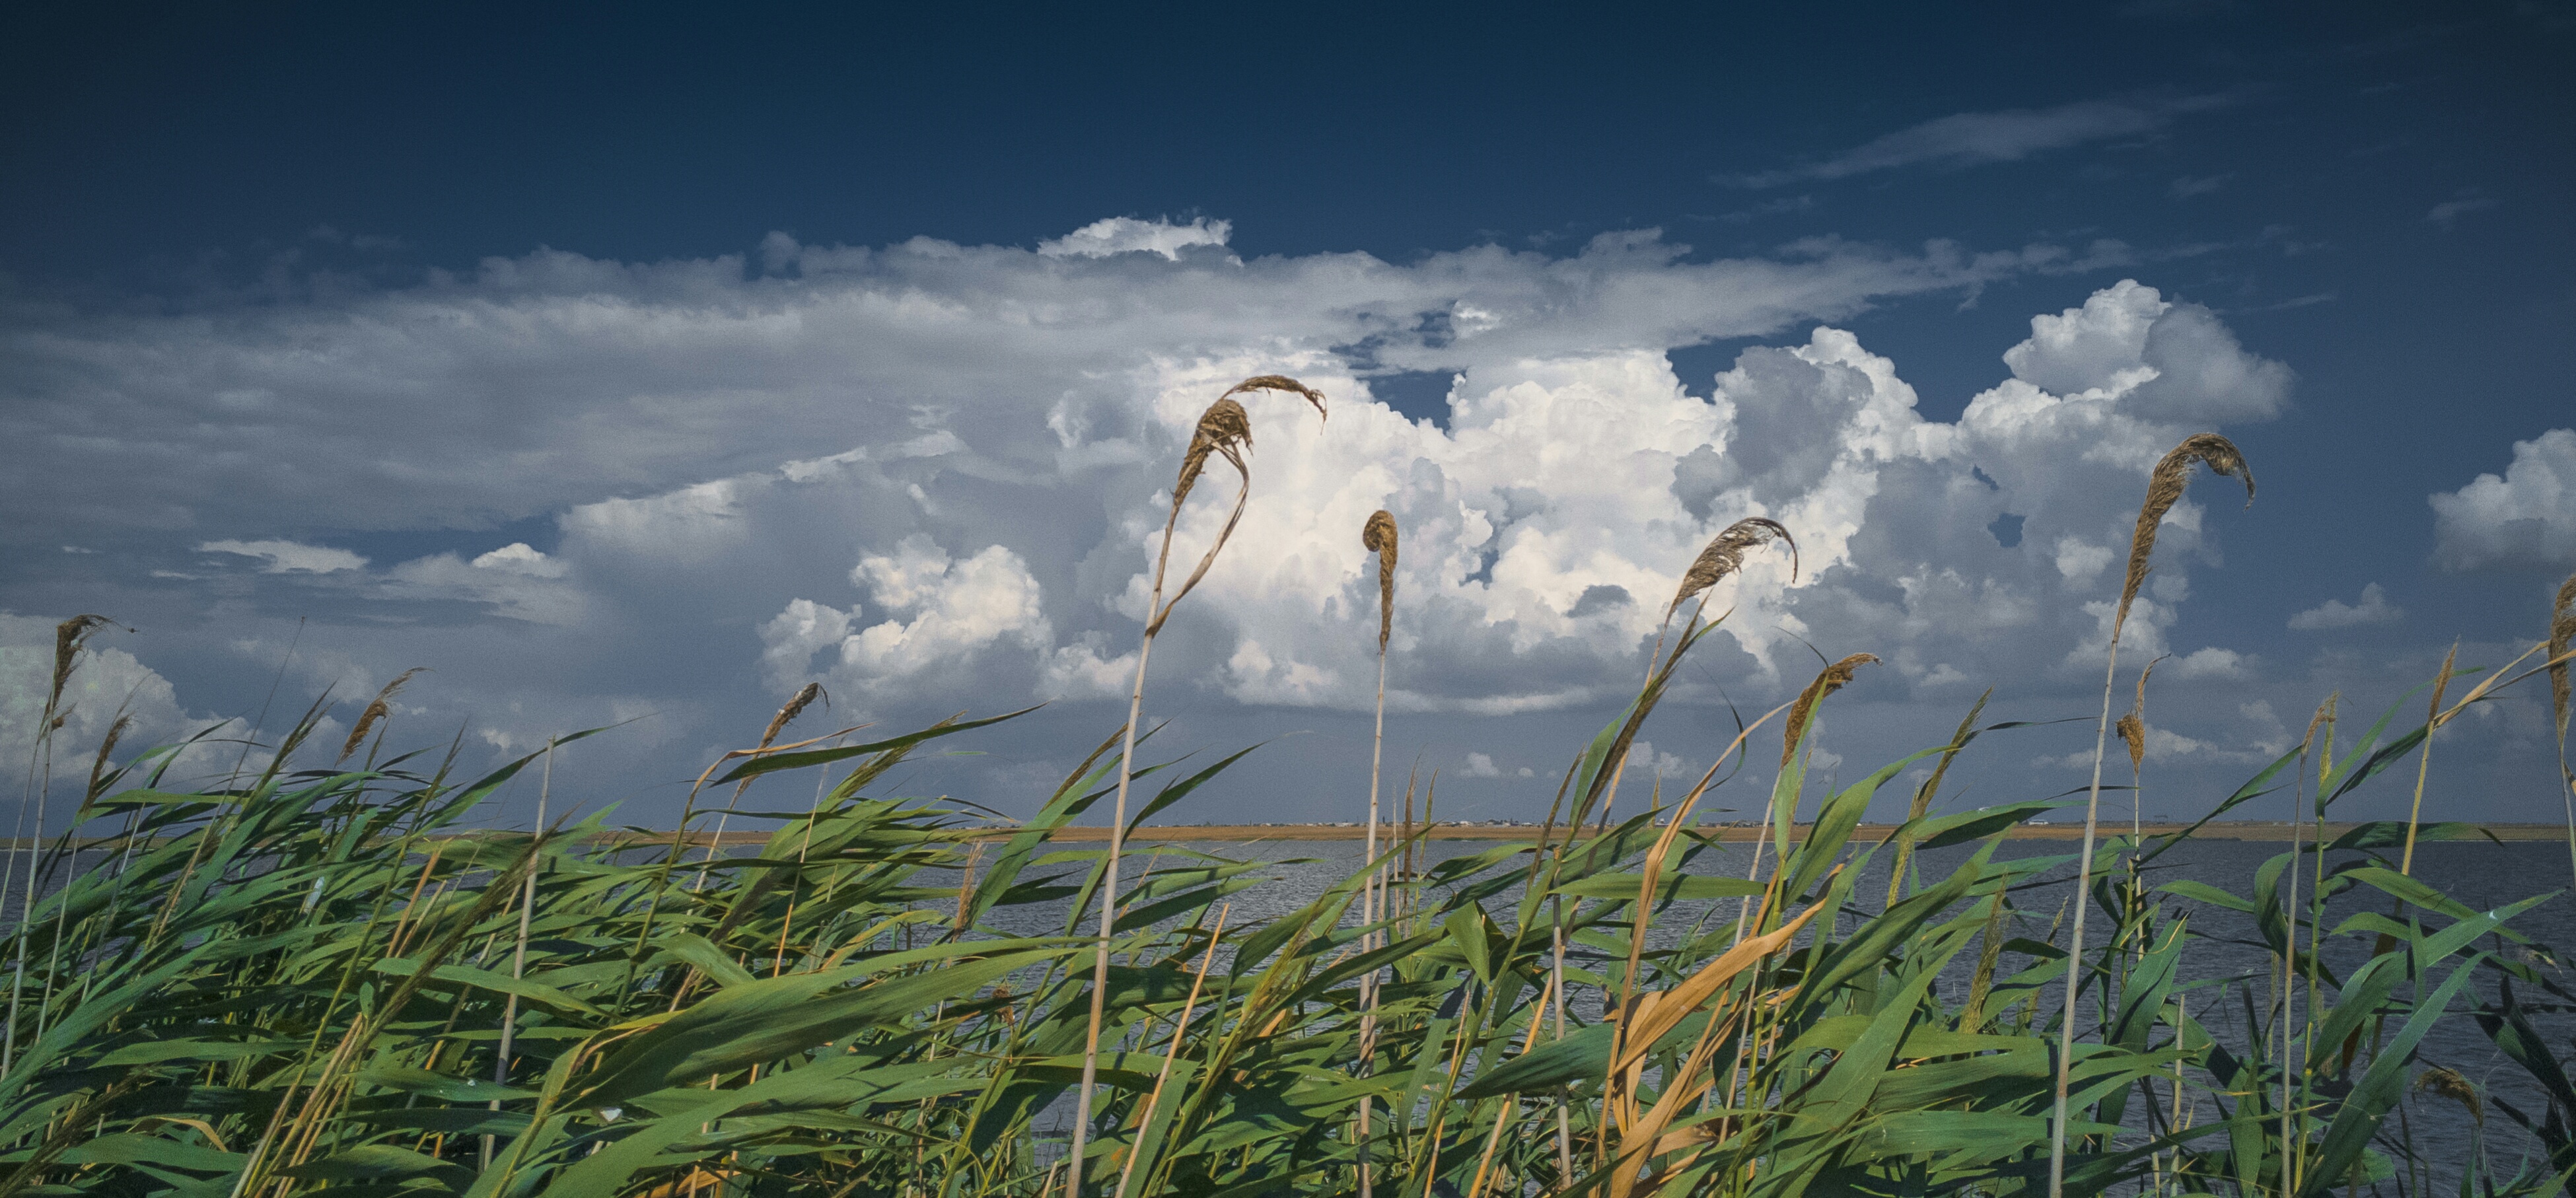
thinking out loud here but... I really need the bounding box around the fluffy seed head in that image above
[2118,655,2165,773]
[1671,518,1797,617]
[1783,652,1878,769]
[1363,510,1398,651]
[87,713,135,800]
[760,682,828,750]
[339,667,428,763]
[2550,572,2574,738]
[2116,433,2256,637]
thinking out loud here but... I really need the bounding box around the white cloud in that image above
[2427,194,2497,229]
[2169,174,2231,199]
[0,614,227,788]
[197,538,367,573]
[2430,429,2576,570]
[1038,217,1231,260]
[2288,582,2402,630]
[1733,94,2238,187]
[763,536,1052,687]
[1460,752,1504,778]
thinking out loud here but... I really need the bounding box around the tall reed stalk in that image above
[1067,376,1322,1197]
[1356,508,1397,1198]
[2550,574,2574,886]
[2050,433,2252,1198]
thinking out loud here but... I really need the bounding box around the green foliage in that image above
[0,658,2565,1197]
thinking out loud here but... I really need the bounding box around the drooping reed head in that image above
[1363,509,1398,652]
[760,682,828,750]
[48,614,115,715]
[2415,1066,2484,1125]
[1223,374,1330,421]
[2116,433,2255,635]
[1783,652,1877,769]
[2116,655,2165,773]
[1172,398,1254,515]
[2550,571,2575,738]
[338,667,428,763]
[1670,517,1798,618]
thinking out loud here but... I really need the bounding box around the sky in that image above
[3,1,2572,833]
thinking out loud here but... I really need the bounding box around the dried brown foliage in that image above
[2116,656,2165,773]
[338,668,428,763]
[1669,518,1797,617]
[1363,510,1398,651]
[1783,653,1878,769]
[87,713,134,802]
[2116,434,2255,635]
[1172,399,1253,514]
[2415,1066,2484,1125]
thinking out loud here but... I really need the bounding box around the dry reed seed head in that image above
[2114,713,2146,773]
[1782,652,1879,769]
[1669,517,1798,616]
[2415,1067,2484,1124]
[760,682,828,749]
[1221,374,1329,424]
[339,666,427,763]
[2550,571,2576,735]
[48,613,116,712]
[1362,510,1398,650]
[89,713,134,793]
[2115,433,2256,634]
[1172,398,1255,513]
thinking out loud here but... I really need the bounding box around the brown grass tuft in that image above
[759,682,828,750]
[2116,433,2255,635]
[1221,374,1329,423]
[338,668,428,763]
[1363,510,1398,650]
[1782,652,1878,769]
[1669,517,1797,617]
[2550,571,2575,738]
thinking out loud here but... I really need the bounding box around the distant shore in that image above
[30,820,2550,851]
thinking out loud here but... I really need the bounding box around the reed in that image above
[1357,507,1397,1198]
[2051,431,2252,1198]
[1068,376,1324,1197]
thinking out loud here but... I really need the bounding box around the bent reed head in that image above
[1363,510,1398,651]
[1783,652,1878,769]
[1671,517,1797,618]
[2117,433,2255,635]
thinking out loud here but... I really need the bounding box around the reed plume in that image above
[2051,431,2253,1198]
[336,668,426,764]
[1782,653,1877,770]
[1668,516,1796,622]
[1069,375,1324,1198]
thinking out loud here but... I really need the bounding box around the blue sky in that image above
[3,2,2571,829]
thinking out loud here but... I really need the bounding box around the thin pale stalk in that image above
[481,738,552,1170]
[1069,623,1158,1197]
[1112,903,1227,1198]
[2399,643,2457,876]
[2049,631,2122,1198]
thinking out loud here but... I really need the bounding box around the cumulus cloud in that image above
[1460,752,1504,778]
[1733,94,2239,187]
[1038,216,1232,260]
[2288,582,2402,629]
[197,539,367,573]
[0,614,225,783]
[762,536,1052,689]
[2430,429,2576,570]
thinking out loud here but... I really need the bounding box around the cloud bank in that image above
[0,219,2363,821]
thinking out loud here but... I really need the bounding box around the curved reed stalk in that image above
[1356,508,1396,1198]
[2050,431,2252,1198]
[1068,376,1323,1198]
[2552,573,2575,887]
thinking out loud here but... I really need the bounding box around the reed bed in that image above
[7,407,2576,1195]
